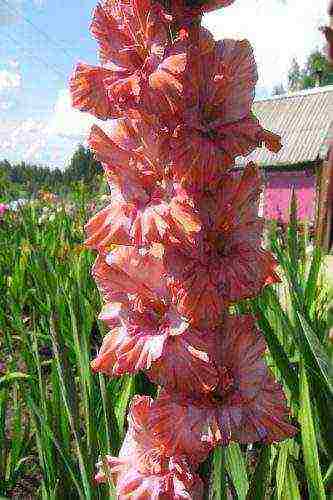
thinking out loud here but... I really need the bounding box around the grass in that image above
[0,193,332,499]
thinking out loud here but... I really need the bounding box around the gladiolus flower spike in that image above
[70,0,296,497]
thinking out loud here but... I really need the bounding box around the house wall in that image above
[315,153,333,250]
[264,169,316,223]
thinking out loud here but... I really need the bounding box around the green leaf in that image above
[26,395,84,499]
[225,443,248,500]
[287,188,300,273]
[275,441,301,500]
[299,361,326,499]
[304,246,323,312]
[297,312,333,395]
[324,461,333,487]
[114,376,135,437]
[209,447,227,500]
[247,446,271,500]
[283,462,301,500]
[252,297,299,398]
[276,442,289,500]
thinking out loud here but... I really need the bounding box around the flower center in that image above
[210,366,234,405]
[199,106,218,140]
[142,299,167,329]
[204,231,227,257]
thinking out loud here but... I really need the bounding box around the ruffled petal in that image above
[89,124,132,166]
[88,121,201,247]
[89,120,161,182]
[213,116,264,159]
[257,128,283,153]
[151,315,296,453]
[86,193,200,249]
[117,467,204,499]
[164,163,279,319]
[206,39,257,122]
[167,130,233,193]
[164,246,227,327]
[213,315,297,444]
[91,326,128,375]
[91,324,168,375]
[150,391,213,464]
[107,74,142,112]
[90,2,141,69]
[86,0,179,119]
[69,63,117,119]
[148,326,218,395]
[99,396,204,498]
[158,51,187,75]
[92,247,168,306]
[130,196,201,247]
[216,244,280,303]
[85,200,135,250]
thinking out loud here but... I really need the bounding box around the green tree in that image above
[0,145,102,199]
[288,57,302,91]
[288,50,333,91]
[64,144,103,185]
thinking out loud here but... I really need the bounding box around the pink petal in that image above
[69,63,116,119]
[207,39,257,122]
[85,201,134,250]
[90,3,140,69]
[148,327,218,396]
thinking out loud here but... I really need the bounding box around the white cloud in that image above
[18,118,44,134]
[24,138,47,160]
[47,89,100,139]
[0,69,21,91]
[203,0,328,92]
[0,118,46,162]
[1,88,102,167]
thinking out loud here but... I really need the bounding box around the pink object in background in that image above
[0,203,8,217]
[264,170,316,223]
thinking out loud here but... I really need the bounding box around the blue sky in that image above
[0,0,328,169]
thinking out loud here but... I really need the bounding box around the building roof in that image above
[236,85,333,167]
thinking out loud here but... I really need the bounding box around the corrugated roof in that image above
[236,85,333,167]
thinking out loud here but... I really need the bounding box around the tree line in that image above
[1,145,103,198]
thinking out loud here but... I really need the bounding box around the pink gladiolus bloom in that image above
[164,163,280,326]
[91,246,218,396]
[70,0,187,122]
[164,37,281,193]
[72,0,297,491]
[85,119,201,249]
[149,315,296,459]
[97,395,205,498]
